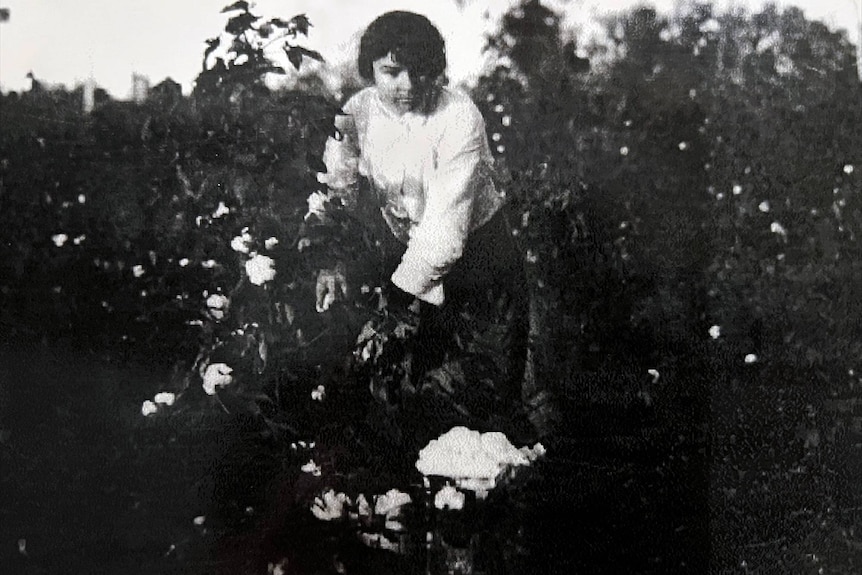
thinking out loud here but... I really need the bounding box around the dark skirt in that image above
[412,207,529,407]
[368,205,531,429]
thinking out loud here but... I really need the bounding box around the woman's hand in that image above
[316,265,348,313]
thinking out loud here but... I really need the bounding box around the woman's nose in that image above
[396,71,413,91]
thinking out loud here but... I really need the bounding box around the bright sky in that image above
[1,0,859,98]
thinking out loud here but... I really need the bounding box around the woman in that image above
[316,11,534,438]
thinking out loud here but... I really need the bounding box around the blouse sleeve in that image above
[390,100,491,306]
[319,96,361,205]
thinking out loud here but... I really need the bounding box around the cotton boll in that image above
[212,201,230,218]
[231,235,251,253]
[434,485,465,510]
[301,460,322,476]
[311,489,349,521]
[154,392,176,406]
[374,489,412,516]
[202,363,233,395]
[245,254,276,285]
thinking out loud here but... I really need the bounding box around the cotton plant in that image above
[189,224,303,410]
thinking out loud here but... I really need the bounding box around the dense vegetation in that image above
[1,1,860,573]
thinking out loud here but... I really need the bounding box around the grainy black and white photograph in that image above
[1,0,861,573]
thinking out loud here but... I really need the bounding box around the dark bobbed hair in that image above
[357,11,447,84]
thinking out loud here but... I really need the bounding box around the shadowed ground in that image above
[1,338,858,574]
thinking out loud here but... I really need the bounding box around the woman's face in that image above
[372,53,416,115]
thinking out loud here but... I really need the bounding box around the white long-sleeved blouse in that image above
[320,86,504,306]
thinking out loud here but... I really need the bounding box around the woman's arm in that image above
[391,99,493,306]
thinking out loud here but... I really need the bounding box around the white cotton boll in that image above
[305,191,328,221]
[179,258,190,267]
[844,164,854,175]
[202,363,233,395]
[434,485,466,511]
[154,392,176,406]
[620,146,629,156]
[193,515,206,526]
[678,141,688,151]
[52,233,68,247]
[77,194,86,204]
[132,265,145,278]
[141,400,158,417]
[356,494,371,518]
[212,201,230,218]
[359,532,400,551]
[201,259,217,269]
[744,353,758,364]
[301,460,322,476]
[481,432,529,466]
[72,235,85,245]
[231,235,250,253]
[732,184,743,195]
[375,489,412,517]
[316,291,336,314]
[264,237,279,250]
[493,104,504,113]
[770,222,787,236]
[207,293,229,320]
[519,442,546,462]
[311,489,349,521]
[758,201,770,213]
[415,427,501,480]
[709,325,721,339]
[492,132,502,142]
[502,115,511,127]
[311,385,326,401]
[245,254,276,286]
